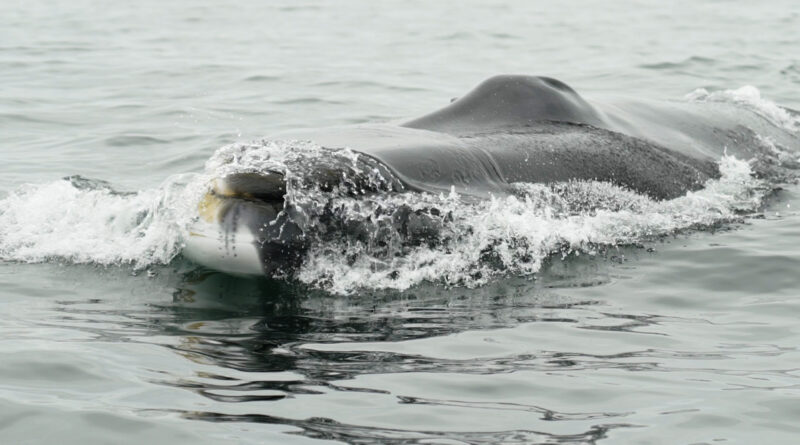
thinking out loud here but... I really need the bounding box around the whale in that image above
[183,75,800,277]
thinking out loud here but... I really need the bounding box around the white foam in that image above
[686,86,800,133]
[0,174,202,267]
[294,156,767,294]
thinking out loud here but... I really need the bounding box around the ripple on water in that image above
[3,0,800,442]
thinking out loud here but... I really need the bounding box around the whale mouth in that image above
[194,172,287,236]
[186,171,306,277]
[210,171,287,203]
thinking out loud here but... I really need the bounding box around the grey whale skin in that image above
[194,75,800,276]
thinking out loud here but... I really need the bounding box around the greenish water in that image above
[2,1,800,443]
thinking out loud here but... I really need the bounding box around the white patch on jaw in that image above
[183,218,264,277]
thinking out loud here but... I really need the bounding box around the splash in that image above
[0,174,200,267]
[204,138,402,197]
[686,85,800,133]
[290,155,767,293]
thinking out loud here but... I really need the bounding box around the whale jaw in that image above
[184,173,306,277]
[183,215,264,277]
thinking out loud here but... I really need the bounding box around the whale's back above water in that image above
[403,75,608,133]
[185,74,800,278]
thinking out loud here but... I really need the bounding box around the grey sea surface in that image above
[2,0,800,443]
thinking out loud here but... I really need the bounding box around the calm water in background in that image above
[2,1,800,443]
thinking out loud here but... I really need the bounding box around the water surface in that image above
[2,1,800,443]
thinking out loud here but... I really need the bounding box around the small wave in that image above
[272,97,345,106]
[243,74,280,82]
[686,86,800,133]
[105,135,171,147]
[0,174,201,267]
[640,56,716,70]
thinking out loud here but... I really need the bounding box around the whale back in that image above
[403,75,608,134]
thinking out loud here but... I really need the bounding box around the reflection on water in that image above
[40,252,637,443]
[7,249,661,443]
[3,212,800,444]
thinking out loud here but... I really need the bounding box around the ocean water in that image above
[2,0,800,443]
